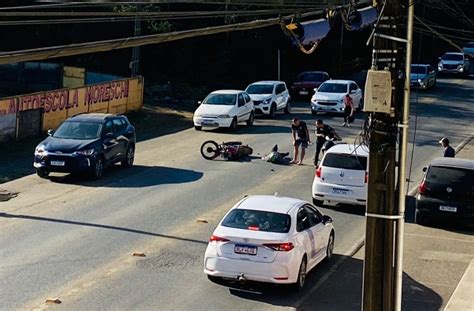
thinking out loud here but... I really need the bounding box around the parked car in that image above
[291,71,330,98]
[410,64,437,89]
[312,144,368,207]
[438,52,471,77]
[193,90,254,131]
[415,157,474,225]
[204,194,335,291]
[34,113,136,179]
[463,42,474,58]
[245,81,291,117]
[310,80,363,115]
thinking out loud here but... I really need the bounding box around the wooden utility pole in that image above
[131,4,142,77]
[362,0,407,310]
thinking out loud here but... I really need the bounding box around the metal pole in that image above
[278,49,281,80]
[394,0,414,309]
[131,4,141,77]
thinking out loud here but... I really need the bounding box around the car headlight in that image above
[75,149,96,156]
[263,99,271,105]
[35,145,45,156]
[217,114,231,119]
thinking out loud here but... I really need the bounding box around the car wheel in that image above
[195,126,202,131]
[325,232,335,261]
[358,99,364,111]
[284,100,291,114]
[415,209,428,226]
[292,256,307,292]
[269,104,276,118]
[229,118,237,131]
[121,145,135,168]
[312,198,324,206]
[246,112,254,126]
[91,156,104,179]
[36,168,49,178]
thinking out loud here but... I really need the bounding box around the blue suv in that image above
[34,113,136,179]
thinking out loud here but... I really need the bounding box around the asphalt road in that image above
[0,76,473,310]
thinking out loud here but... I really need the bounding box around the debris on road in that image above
[197,219,208,223]
[0,190,18,202]
[132,252,146,257]
[45,298,61,304]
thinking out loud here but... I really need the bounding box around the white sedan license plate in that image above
[50,160,65,166]
[234,245,257,256]
[439,205,457,212]
[299,91,308,95]
[333,188,348,195]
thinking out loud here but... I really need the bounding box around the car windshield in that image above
[203,94,236,106]
[426,166,474,184]
[442,54,463,61]
[318,83,348,93]
[246,84,274,94]
[53,121,102,139]
[411,66,427,74]
[222,209,291,233]
[323,153,367,170]
[297,72,324,82]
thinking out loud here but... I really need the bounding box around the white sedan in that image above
[193,90,254,131]
[204,195,335,291]
[311,80,363,115]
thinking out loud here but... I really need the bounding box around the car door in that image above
[112,118,128,160]
[304,205,328,265]
[296,207,319,267]
[350,83,362,108]
[237,93,251,122]
[276,84,287,109]
[427,66,436,86]
[102,120,121,164]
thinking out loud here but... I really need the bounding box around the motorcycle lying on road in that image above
[200,140,253,161]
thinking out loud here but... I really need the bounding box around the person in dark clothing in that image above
[439,137,455,157]
[342,94,354,127]
[291,117,310,165]
[314,119,341,166]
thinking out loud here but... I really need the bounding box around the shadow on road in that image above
[209,255,443,310]
[0,212,209,245]
[47,165,203,188]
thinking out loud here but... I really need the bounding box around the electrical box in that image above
[364,70,392,114]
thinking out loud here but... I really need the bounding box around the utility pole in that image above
[362,0,407,310]
[131,4,142,77]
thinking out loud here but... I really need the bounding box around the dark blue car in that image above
[34,113,136,179]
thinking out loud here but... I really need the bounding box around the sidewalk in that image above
[300,138,474,310]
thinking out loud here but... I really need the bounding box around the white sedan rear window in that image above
[222,209,291,233]
[323,153,367,170]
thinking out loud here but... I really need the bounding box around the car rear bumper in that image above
[416,195,474,219]
[312,180,367,206]
[34,154,95,173]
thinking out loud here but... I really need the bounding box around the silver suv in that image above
[438,52,470,78]
[245,81,291,118]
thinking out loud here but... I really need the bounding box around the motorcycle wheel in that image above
[200,140,220,160]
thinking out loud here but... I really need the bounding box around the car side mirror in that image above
[422,167,427,172]
[47,129,54,136]
[314,88,318,92]
[197,101,202,106]
[322,215,333,224]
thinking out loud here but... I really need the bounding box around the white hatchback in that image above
[193,90,254,131]
[311,80,363,115]
[204,195,335,291]
[312,144,368,207]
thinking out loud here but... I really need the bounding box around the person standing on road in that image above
[439,137,455,157]
[314,119,341,166]
[342,94,354,127]
[291,118,310,165]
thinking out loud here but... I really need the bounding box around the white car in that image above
[311,80,363,115]
[193,90,254,131]
[438,52,471,77]
[204,194,335,291]
[312,144,368,207]
[245,81,291,117]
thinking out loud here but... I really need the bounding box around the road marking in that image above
[295,235,365,308]
[420,251,474,264]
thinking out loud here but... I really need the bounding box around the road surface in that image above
[0,76,473,310]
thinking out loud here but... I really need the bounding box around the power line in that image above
[414,15,463,51]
